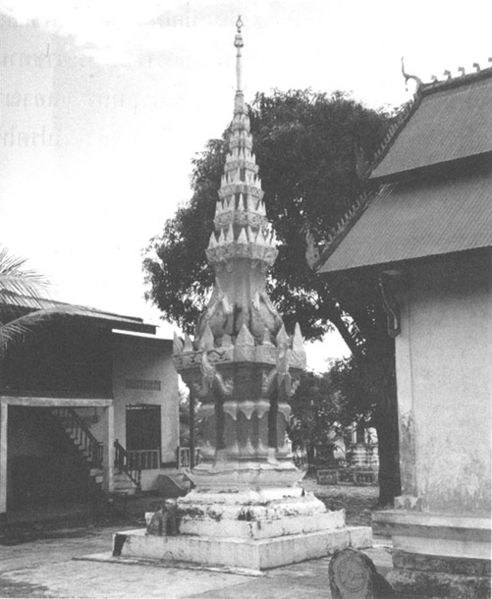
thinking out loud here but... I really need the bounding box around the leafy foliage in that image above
[289,370,347,451]
[0,246,50,354]
[144,89,391,340]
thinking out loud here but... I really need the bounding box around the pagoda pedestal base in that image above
[373,511,491,598]
[112,487,371,571]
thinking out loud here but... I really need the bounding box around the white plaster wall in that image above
[395,250,491,515]
[111,334,179,480]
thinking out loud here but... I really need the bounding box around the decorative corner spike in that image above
[458,66,465,76]
[292,323,304,352]
[173,332,184,354]
[276,323,289,347]
[443,70,451,80]
[222,333,233,348]
[199,323,214,350]
[473,62,480,72]
[262,325,273,346]
[226,223,234,243]
[208,231,217,248]
[183,334,194,352]
[237,226,248,244]
[236,323,255,346]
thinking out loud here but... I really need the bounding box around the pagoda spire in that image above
[173,18,306,489]
[203,16,282,343]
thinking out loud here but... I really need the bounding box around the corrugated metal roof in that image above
[319,166,492,273]
[0,292,156,334]
[371,74,492,179]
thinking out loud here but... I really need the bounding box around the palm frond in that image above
[0,246,49,308]
[0,307,78,356]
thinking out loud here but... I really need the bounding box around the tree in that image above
[289,370,351,465]
[144,89,401,505]
[0,246,50,355]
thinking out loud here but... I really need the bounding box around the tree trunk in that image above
[374,364,401,506]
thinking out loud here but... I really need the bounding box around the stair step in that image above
[113,472,133,481]
[113,482,137,493]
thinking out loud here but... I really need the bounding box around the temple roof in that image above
[316,65,492,274]
[318,165,492,273]
[371,68,492,180]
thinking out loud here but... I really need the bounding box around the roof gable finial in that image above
[401,56,422,91]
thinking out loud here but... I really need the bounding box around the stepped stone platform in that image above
[112,487,372,571]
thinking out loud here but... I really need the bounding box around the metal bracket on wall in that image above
[378,270,402,338]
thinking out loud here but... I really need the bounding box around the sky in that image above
[0,0,490,370]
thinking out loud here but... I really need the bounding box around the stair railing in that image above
[51,407,103,467]
[178,446,201,470]
[114,439,142,489]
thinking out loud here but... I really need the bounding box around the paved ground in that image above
[0,484,388,598]
[0,526,393,598]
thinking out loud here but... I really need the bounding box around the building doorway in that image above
[125,405,161,469]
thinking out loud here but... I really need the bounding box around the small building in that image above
[316,67,491,596]
[0,294,179,516]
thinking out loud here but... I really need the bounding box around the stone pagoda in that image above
[113,17,371,571]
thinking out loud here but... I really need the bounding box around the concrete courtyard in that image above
[0,525,392,598]
[0,485,394,598]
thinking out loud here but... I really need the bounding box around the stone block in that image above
[393,549,491,577]
[347,526,372,549]
[387,566,491,599]
[179,510,345,540]
[373,510,491,598]
[113,527,360,571]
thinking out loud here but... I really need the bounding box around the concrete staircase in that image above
[51,408,140,498]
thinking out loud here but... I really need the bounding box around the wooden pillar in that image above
[102,404,114,493]
[0,402,8,514]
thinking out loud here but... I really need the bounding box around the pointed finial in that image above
[234,16,244,94]
[199,323,214,350]
[276,323,289,347]
[236,322,255,346]
[236,15,243,35]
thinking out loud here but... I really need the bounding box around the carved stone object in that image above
[172,16,306,491]
[113,17,372,571]
[329,548,394,599]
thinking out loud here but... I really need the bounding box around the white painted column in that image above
[102,404,114,493]
[0,401,8,514]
